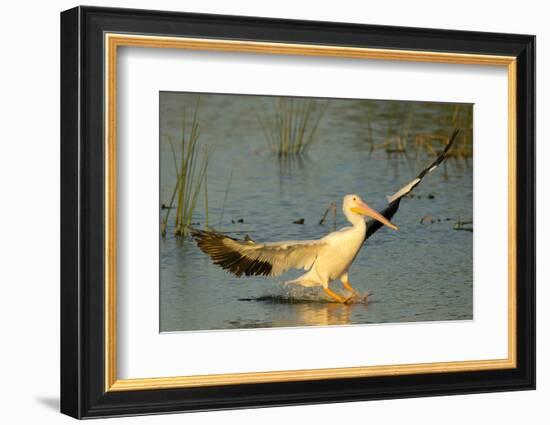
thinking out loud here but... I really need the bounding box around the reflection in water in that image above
[271,302,354,327]
[229,291,365,328]
[159,93,473,332]
[277,154,308,179]
[262,287,370,327]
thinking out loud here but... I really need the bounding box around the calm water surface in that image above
[159,93,473,332]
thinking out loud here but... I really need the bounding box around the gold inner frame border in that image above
[104,33,517,392]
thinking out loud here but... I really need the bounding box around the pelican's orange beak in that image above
[351,200,398,230]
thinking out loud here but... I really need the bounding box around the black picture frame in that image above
[61,5,535,419]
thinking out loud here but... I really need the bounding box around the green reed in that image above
[161,100,211,238]
[414,104,473,158]
[256,98,328,156]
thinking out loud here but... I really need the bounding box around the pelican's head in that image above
[343,194,398,230]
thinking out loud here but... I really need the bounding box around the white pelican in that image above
[193,129,459,303]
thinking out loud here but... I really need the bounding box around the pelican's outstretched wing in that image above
[364,128,460,242]
[192,229,326,277]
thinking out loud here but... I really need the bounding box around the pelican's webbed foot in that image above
[344,294,355,304]
[323,287,352,304]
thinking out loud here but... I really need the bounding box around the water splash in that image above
[238,282,372,305]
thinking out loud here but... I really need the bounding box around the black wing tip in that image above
[443,128,460,155]
[191,229,273,278]
[364,198,401,241]
[451,127,460,141]
[437,128,460,160]
[364,129,459,243]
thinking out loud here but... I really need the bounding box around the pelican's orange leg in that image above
[340,274,356,293]
[342,280,355,293]
[323,287,353,304]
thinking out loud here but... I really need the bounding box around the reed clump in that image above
[370,103,473,159]
[415,105,473,158]
[256,98,328,156]
[161,100,211,238]
[372,105,414,154]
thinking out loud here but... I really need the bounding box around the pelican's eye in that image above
[353,197,357,201]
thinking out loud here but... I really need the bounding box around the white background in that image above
[0,1,546,424]
[119,48,508,378]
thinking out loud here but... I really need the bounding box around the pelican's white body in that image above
[194,193,398,302]
[287,197,368,288]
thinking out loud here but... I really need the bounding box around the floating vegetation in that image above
[419,217,473,231]
[453,220,474,232]
[255,98,329,156]
[420,215,436,224]
[161,99,211,238]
